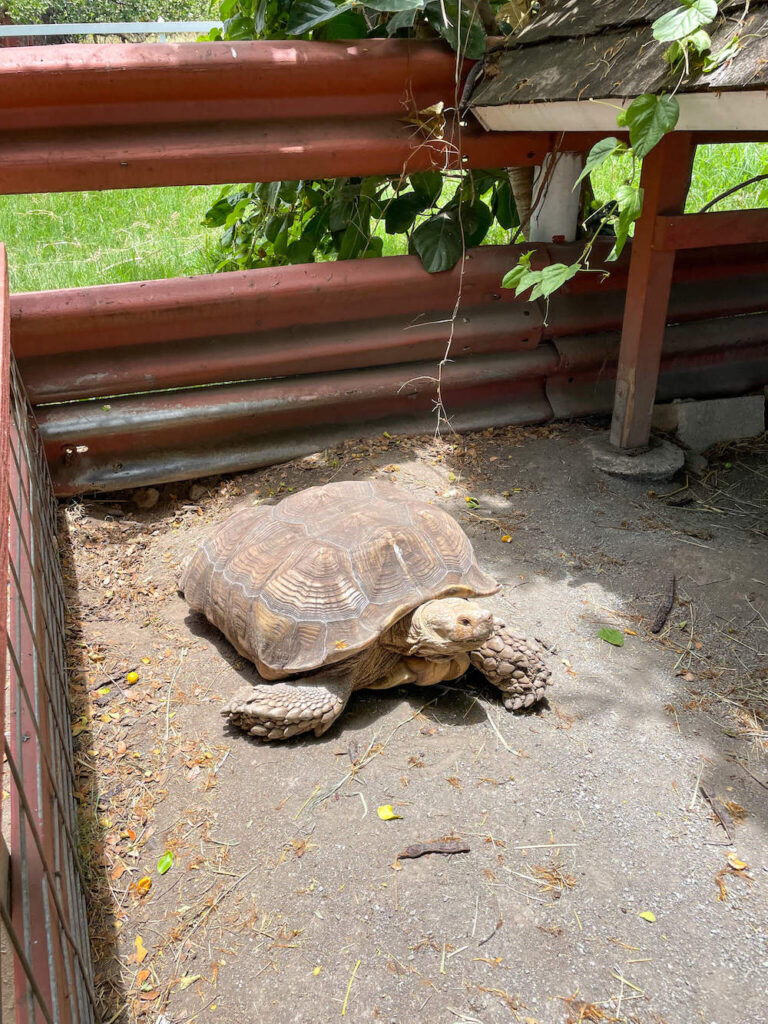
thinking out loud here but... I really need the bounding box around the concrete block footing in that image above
[652,395,765,453]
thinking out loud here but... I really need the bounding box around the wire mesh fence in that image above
[1,243,96,1023]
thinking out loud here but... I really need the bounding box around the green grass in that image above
[592,141,768,213]
[0,180,511,291]
[0,185,222,292]
[1,142,765,293]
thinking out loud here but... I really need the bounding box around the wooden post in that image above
[609,132,696,450]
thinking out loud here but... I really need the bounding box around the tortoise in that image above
[178,479,551,740]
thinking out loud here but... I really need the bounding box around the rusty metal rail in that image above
[10,240,768,495]
[1,244,97,1021]
[0,40,608,193]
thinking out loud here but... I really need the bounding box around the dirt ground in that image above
[61,419,768,1024]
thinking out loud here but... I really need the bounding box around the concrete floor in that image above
[63,420,768,1024]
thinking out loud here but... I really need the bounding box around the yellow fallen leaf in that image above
[141,657,151,664]
[134,935,148,964]
[178,974,201,991]
[312,966,322,976]
[135,876,152,896]
[501,535,512,543]
[727,852,748,871]
[377,804,402,821]
[96,686,111,696]
[638,911,656,923]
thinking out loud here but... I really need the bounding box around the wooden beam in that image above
[473,91,768,135]
[610,133,697,451]
[654,209,768,251]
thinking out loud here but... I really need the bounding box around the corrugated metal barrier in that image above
[1,244,97,1022]
[0,39,591,194]
[10,240,768,495]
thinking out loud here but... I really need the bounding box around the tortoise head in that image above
[382,598,493,658]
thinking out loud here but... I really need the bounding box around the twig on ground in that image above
[699,782,736,843]
[165,647,187,741]
[340,959,362,1017]
[688,760,705,810]
[477,913,503,947]
[726,755,768,790]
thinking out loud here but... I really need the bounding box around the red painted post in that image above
[0,246,9,839]
[609,132,696,450]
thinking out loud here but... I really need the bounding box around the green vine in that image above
[502,0,742,303]
[202,0,522,273]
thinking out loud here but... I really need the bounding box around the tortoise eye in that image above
[460,617,471,626]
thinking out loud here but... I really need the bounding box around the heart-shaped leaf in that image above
[411,211,464,273]
[621,93,680,158]
[653,0,717,43]
[384,191,431,233]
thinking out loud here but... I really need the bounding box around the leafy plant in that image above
[3,0,211,20]
[503,0,735,299]
[202,0,518,273]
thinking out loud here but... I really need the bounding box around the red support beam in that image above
[654,209,768,251]
[609,132,697,450]
[0,245,9,834]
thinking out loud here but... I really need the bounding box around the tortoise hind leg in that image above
[223,674,353,740]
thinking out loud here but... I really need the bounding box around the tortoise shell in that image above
[180,479,498,679]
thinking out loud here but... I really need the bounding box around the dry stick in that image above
[165,646,187,741]
[305,697,439,814]
[477,913,503,947]
[699,782,735,843]
[341,959,362,1017]
[699,172,768,213]
[726,755,768,790]
[688,760,705,810]
[485,706,523,755]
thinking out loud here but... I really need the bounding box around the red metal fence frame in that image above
[0,39,627,194]
[1,243,97,1023]
[7,238,767,495]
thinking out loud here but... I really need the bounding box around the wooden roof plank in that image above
[471,1,768,107]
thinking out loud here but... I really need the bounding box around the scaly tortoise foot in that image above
[471,617,552,711]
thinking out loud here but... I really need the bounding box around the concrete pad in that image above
[587,433,685,482]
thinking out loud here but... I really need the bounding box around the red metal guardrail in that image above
[0,39,611,193]
[1,244,97,1022]
[12,240,768,495]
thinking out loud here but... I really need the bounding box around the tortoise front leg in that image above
[222,673,354,740]
[470,618,552,711]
